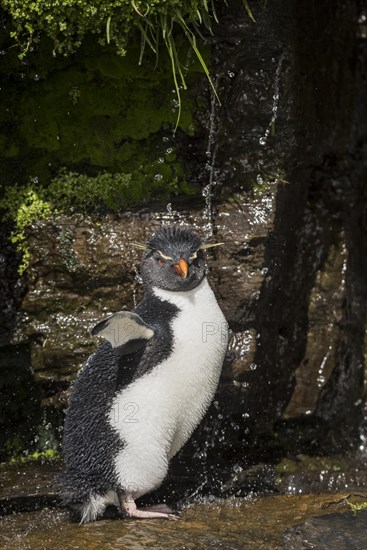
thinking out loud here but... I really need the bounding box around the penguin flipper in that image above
[91,311,154,350]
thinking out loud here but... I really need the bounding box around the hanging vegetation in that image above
[1,0,254,130]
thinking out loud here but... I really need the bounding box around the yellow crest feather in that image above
[199,242,224,250]
[132,242,149,250]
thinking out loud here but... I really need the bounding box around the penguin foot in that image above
[123,498,178,520]
[143,504,175,514]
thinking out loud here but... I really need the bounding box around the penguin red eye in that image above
[157,258,164,266]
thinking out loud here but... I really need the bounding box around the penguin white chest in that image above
[110,278,228,495]
[154,278,228,455]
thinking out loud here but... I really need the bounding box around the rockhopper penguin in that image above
[60,226,228,522]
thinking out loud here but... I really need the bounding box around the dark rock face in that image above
[283,510,367,550]
[1,0,367,463]
[200,0,367,458]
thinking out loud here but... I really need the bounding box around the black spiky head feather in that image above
[138,226,206,292]
[147,225,202,261]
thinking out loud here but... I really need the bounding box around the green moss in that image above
[48,170,134,210]
[2,0,226,130]
[0,36,202,183]
[0,187,52,275]
[15,45,198,157]
[1,449,60,466]
[2,0,213,58]
[348,501,367,513]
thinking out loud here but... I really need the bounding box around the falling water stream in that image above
[202,82,218,238]
[258,53,286,147]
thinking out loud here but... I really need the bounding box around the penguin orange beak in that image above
[174,258,188,278]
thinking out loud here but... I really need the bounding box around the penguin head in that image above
[139,226,207,292]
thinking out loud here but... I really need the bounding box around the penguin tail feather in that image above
[79,495,107,524]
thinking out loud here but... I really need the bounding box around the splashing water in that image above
[159,202,186,226]
[132,265,142,308]
[129,233,143,308]
[202,82,218,237]
[258,52,286,146]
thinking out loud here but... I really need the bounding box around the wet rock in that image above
[0,461,61,517]
[0,461,61,501]
[284,238,347,418]
[222,462,275,494]
[275,454,367,494]
[1,461,365,550]
[283,510,367,550]
[19,190,277,383]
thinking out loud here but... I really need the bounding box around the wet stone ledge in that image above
[1,460,367,550]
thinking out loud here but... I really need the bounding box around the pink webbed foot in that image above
[122,497,178,520]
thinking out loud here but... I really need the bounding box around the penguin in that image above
[59,225,228,523]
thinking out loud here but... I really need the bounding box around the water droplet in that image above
[259,137,267,146]
[154,174,163,181]
[157,157,164,164]
[34,74,40,81]
[256,174,264,185]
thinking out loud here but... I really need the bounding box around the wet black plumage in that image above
[59,292,177,508]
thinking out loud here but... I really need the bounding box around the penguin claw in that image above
[166,513,180,521]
